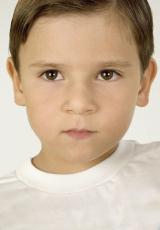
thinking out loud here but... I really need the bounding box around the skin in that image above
[7,12,157,174]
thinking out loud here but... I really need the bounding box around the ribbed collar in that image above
[16,140,135,194]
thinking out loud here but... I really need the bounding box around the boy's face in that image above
[8,12,156,173]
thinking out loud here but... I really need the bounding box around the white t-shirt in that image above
[0,139,160,230]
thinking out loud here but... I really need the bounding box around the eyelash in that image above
[39,69,122,82]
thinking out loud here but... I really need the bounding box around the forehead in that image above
[19,11,139,68]
[29,11,134,43]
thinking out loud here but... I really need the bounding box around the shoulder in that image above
[0,172,18,204]
[118,140,160,192]
[122,140,160,178]
[0,170,26,197]
[120,140,160,177]
[133,140,160,160]
[0,171,18,191]
[134,140,160,151]
[123,139,160,158]
[0,171,17,184]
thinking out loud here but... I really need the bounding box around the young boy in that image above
[0,0,159,229]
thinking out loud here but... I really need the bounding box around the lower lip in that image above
[64,130,95,140]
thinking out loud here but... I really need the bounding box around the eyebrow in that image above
[29,60,132,69]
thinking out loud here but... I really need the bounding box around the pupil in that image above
[47,71,57,80]
[102,71,113,80]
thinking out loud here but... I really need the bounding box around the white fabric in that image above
[0,139,160,229]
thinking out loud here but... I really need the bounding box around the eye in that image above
[40,69,63,81]
[98,69,121,81]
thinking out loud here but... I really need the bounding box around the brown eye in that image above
[98,70,121,81]
[41,70,63,81]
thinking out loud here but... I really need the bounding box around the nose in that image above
[62,83,98,115]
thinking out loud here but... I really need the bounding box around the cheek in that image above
[100,87,138,137]
[25,92,60,140]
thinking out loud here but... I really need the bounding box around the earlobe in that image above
[6,57,26,106]
[136,58,157,107]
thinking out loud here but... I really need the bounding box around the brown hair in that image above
[9,0,154,73]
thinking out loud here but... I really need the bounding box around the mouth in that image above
[63,129,97,140]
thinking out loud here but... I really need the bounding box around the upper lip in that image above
[63,129,96,132]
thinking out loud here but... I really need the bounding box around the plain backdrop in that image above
[0,0,159,176]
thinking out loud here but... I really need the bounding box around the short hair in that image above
[9,0,154,73]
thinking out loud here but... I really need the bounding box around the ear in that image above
[136,58,157,107]
[6,57,26,106]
